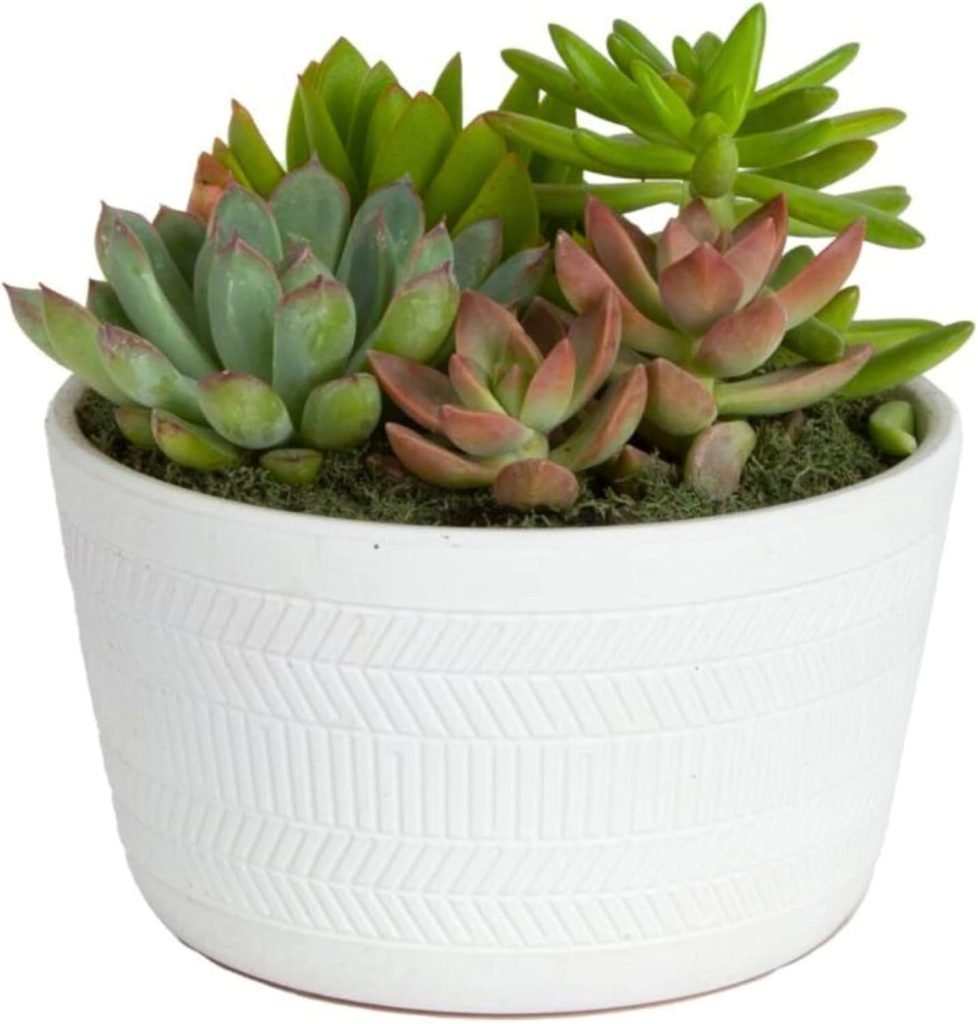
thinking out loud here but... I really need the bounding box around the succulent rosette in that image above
[554,194,880,497]
[368,291,647,509]
[7,166,548,484]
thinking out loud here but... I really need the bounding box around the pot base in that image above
[133,864,871,1015]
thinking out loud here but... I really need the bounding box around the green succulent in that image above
[487,4,922,247]
[195,38,543,258]
[7,166,549,483]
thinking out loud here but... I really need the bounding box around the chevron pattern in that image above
[61,520,942,951]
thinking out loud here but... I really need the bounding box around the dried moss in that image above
[76,391,897,528]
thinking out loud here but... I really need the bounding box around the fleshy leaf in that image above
[658,217,701,272]
[207,184,284,263]
[520,297,572,353]
[869,400,918,457]
[273,277,356,421]
[585,198,664,322]
[783,317,845,363]
[98,324,201,421]
[367,351,456,432]
[694,294,788,377]
[716,344,873,415]
[521,337,576,432]
[552,365,648,472]
[565,291,623,417]
[368,92,456,195]
[685,421,757,500]
[454,291,543,379]
[97,213,216,378]
[5,285,60,362]
[492,459,580,510]
[197,371,293,449]
[454,152,540,257]
[260,448,326,485]
[87,280,135,330]
[317,38,370,143]
[298,66,360,201]
[301,373,381,449]
[403,224,455,280]
[151,408,243,470]
[776,218,865,328]
[207,236,282,380]
[153,207,206,287]
[840,323,974,398]
[228,100,286,197]
[477,245,549,310]
[358,263,459,366]
[451,218,504,291]
[555,232,683,359]
[386,422,497,488]
[433,53,464,134]
[439,405,535,458]
[645,359,718,436]
[270,162,351,270]
[39,287,129,402]
[114,406,157,448]
[659,245,743,335]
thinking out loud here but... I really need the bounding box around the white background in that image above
[0,1,974,1021]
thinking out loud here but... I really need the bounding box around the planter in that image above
[47,376,960,1014]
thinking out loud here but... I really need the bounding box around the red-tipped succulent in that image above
[368,291,647,509]
[555,195,873,498]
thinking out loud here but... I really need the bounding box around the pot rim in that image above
[46,375,960,546]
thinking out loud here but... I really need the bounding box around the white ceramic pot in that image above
[46,377,960,1014]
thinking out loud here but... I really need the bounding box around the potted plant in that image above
[6,5,973,1014]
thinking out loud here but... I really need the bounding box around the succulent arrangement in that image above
[6,6,973,514]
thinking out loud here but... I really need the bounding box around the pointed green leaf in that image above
[783,316,845,363]
[404,224,455,280]
[97,205,199,333]
[817,285,860,332]
[424,117,508,228]
[301,373,381,449]
[454,153,540,257]
[38,287,129,401]
[228,100,286,197]
[741,87,839,134]
[87,280,134,329]
[278,243,335,293]
[95,217,215,378]
[752,43,860,109]
[98,324,201,420]
[672,36,701,81]
[478,245,550,310]
[5,285,60,362]
[611,20,673,74]
[270,162,351,269]
[845,318,940,353]
[151,408,243,470]
[298,66,360,201]
[273,277,356,420]
[286,81,312,171]
[840,322,974,398]
[735,173,923,248]
[534,181,685,219]
[433,53,463,134]
[153,207,206,286]
[339,180,425,282]
[213,139,252,188]
[363,83,411,179]
[500,49,618,121]
[451,219,504,291]
[208,184,284,262]
[765,140,876,189]
[631,62,695,143]
[316,38,370,143]
[197,371,293,449]
[574,129,695,179]
[368,92,455,195]
[347,61,399,177]
[699,4,766,131]
[358,264,460,366]
[207,237,282,380]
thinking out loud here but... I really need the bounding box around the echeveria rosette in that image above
[488,4,922,248]
[556,194,878,498]
[7,165,549,484]
[193,38,543,260]
[368,291,647,509]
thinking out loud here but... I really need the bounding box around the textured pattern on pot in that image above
[46,377,960,1013]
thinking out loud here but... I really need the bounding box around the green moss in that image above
[76,391,896,528]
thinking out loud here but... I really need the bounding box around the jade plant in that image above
[7,165,547,483]
[488,4,920,247]
[193,39,544,258]
[368,291,646,509]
